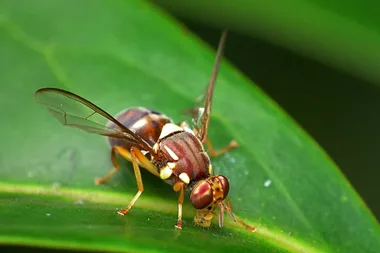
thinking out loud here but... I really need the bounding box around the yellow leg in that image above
[95,145,159,185]
[224,197,256,232]
[117,147,146,215]
[205,138,239,157]
[173,181,185,229]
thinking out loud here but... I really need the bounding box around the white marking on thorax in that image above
[164,146,179,161]
[179,172,190,184]
[159,162,177,180]
[159,123,183,139]
[167,162,176,169]
[160,165,173,180]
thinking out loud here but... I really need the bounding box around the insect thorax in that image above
[152,123,211,188]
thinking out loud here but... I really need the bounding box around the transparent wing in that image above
[35,88,155,154]
[191,30,228,143]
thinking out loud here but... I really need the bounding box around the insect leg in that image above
[205,138,239,157]
[224,197,256,232]
[173,181,185,229]
[95,145,159,185]
[95,146,126,185]
[117,147,145,215]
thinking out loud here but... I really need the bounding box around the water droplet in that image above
[46,213,51,216]
[264,179,272,187]
[51,182,61,190]
[74,199,84,205]
[340,195,348,202]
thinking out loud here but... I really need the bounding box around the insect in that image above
[35,30,255,231]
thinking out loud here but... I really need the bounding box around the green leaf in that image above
[0,0,379,253]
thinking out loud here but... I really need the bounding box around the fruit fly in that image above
[35,30,255,231]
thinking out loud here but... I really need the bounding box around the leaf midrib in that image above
[0,181,322,253]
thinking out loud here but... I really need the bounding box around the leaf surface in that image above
[0,0,379,252]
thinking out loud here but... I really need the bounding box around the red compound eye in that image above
[217,175,230,199]
[190,180,213,209]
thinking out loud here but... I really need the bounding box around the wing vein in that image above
[35,88,155,156]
